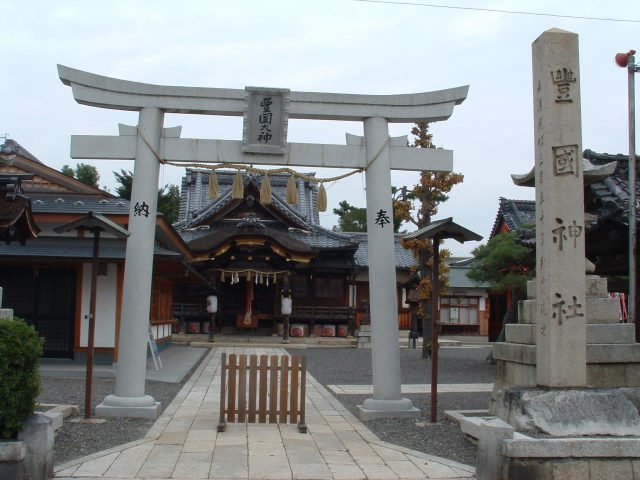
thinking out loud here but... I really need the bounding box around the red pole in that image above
[430,237,440,423]
[85,228,100,419]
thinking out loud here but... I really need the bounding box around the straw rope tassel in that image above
[286,174,298,205]
[316,183,327,212]
[260,174,272,205]
[208,170,219,198]
[232,170,244,199]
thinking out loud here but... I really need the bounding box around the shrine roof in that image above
[28,194,131,215]
[447,261,491,289]
[490,150,640,247]
[583,149,640,226]
[490,197,536,241]
[176,169,319,227]
[288,226,358,250]
[185,220,315,255]
[0,236,180,259]
[0,195,40,244]
[1,139,41,164]
[343,232,416,268]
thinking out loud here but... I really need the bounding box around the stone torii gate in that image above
[58,65,468,419]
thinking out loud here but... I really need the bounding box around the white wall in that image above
[80,262,118,348]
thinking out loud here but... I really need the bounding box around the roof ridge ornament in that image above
[236,213,265,230]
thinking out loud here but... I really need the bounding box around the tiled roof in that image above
[0,236,181,259]
[445,257,491,289]
[288,226,358,250]
[490,150,639,247]
[583,149,639,225]
[1,139,41,163]
[342,232,416,268]
[186,222,315,255]
[403,217,482,243]
[29,194,131,215]
[178,169,320,226]
[490,197,536,240]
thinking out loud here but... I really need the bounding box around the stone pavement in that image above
[326,384,493,395]
[53,346,475,479]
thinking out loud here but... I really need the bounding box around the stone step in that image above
[518,297,622,324]
[527,275,609,300]
[505,323,636,345]
[494,342,640,365]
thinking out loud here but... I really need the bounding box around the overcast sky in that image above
[3,0,639,255]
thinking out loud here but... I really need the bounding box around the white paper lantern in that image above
[206,295,218,313]
[281,296,292,316]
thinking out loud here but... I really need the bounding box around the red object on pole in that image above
[615,50,637,68]
[85,229,100,419]
[430,237,440,423]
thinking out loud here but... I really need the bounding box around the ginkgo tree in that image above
[398,122,464,357]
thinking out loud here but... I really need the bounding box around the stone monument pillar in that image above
[473,29,640,479]
[533,28,587,387]
[489,26,640,434]
[96,107,164,418]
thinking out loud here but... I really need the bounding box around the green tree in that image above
[157,184,181,224]
[399,122,464,357]
[113,169,133,199]
[332,200,367,232]
[332,190,413,233]
[468,231,535,344]
[467,231,535,294]
[61,164,75,178]
[59,163,100,187]
[113,169,181,224]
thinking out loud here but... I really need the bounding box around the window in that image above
[439,296,480,325]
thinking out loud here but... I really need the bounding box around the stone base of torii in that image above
[58,65,468,420]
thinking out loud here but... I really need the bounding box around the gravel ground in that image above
[294,346,496,466]
[38,355,206,465]
[40,344,494,467]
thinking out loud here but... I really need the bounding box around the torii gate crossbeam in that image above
[58,65,468,420]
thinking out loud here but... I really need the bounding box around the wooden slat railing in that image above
[218,353,307,433]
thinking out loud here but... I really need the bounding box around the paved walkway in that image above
[40,347,209,383]
[326,384,493,395]
[54,346,475,480]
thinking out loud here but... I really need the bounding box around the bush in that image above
[0,317,44,439]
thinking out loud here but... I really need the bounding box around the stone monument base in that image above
[95,394,160,419]
[492,386,640,436]
[355,397,421,421]
[468,416,640,480]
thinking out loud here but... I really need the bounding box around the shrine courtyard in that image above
[44,338,493,479]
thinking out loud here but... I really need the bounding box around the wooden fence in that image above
[217,353,307,433]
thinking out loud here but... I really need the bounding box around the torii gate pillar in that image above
[359,117,418,419]
[96,107,164,418]
[59,65,467,419]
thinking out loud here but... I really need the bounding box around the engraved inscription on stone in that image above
[552,218,582,251]
[552,145,579,177]
[551,67,577,103]
[552,292,584,325]
[242,87,290,155]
